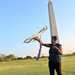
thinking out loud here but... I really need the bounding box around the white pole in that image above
[48,0,59,43]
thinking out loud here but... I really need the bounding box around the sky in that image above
[0,0,75,57]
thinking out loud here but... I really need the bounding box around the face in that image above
[51,38,56,43]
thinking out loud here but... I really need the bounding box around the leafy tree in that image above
[73,52,75,54]
[7,54,15,60]
[17,57,23,60]
[0,54,5,62]
[25,56,32,59]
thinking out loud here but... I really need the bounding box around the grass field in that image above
[0,55,75,75]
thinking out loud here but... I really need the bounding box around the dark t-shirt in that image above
[49,43,62,62]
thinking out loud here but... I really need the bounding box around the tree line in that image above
[0,54,15,62]
[0,54,47,62]
[0,52,75,62]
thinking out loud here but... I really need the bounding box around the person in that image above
[34,36,62,75]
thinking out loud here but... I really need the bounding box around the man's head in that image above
[51,36,57,43]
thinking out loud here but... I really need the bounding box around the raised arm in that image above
[34,37,50,47]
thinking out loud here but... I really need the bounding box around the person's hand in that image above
[33,36,40,41]
[54,46,59,50]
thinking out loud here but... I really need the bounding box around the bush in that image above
[25,56,32,59]
[73,52,75,54]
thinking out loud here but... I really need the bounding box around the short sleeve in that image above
[50,44,53,48]
[56,43,62,48]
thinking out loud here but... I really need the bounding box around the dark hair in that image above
[51,36,57,41]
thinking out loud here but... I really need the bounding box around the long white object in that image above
[48,0,59,43]
[24,26,47,43]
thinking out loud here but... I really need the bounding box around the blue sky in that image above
[0,0,75,57]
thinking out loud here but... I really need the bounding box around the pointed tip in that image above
[49,0,52,2]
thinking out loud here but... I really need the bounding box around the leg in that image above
[49,61,55,75]
[55,62,62,75]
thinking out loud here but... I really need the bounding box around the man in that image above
[34,36,62,75]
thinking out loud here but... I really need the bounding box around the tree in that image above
[0,54,5,62]
[25,56,32,59]
[17,57,23,60]
[7,54,15,60]
[73,52,75,54]
[34,56,36,59]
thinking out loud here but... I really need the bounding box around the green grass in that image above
[0,56,75,75]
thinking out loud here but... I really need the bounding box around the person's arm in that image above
[38,39,50,47]
[54,46,63,55]
[58,46,62,55]
[34,37,50,47]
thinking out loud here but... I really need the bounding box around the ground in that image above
[0,55,75,75]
